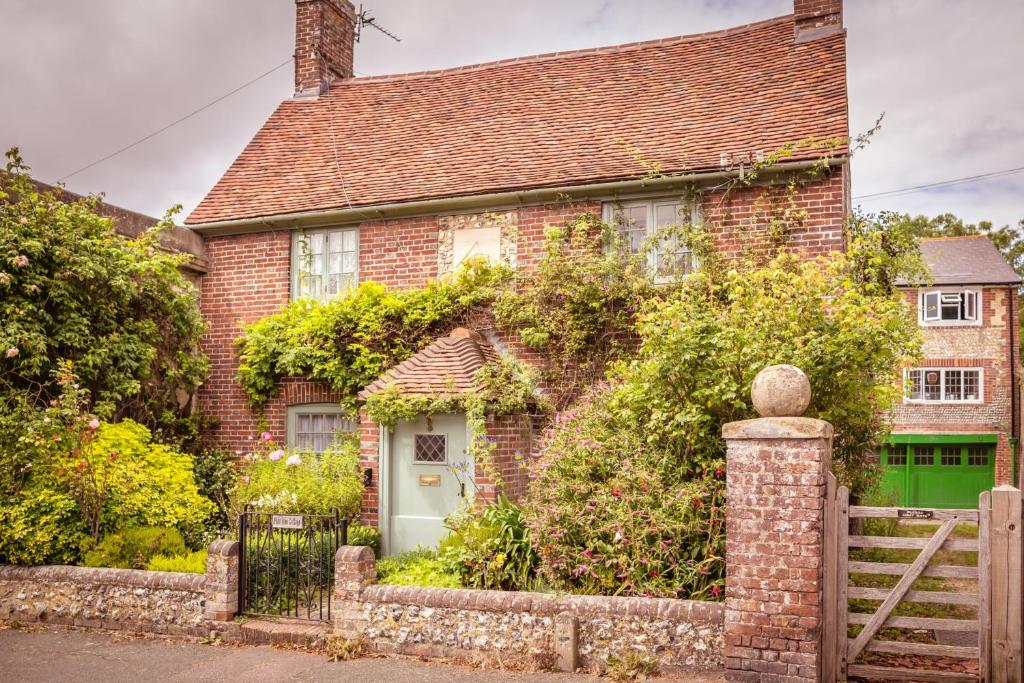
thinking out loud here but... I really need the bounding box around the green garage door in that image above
[880,435,996,509]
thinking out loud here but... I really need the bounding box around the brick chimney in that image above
[793,0,843,42]
[294,0,356,96]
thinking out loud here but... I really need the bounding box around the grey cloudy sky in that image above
[1,0,1021,228]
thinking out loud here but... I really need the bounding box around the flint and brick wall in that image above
[0,540,241,637]
[332,546,724,674]
[894,286,1020,484]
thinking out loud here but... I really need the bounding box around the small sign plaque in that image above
[419,474,441,487]
[897,509,933,520]
[271,514,304,529]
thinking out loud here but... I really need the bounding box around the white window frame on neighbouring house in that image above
[904,367,984,404]
[291,227,359,302]
[918,289,981,326]
[602,198,699,283]
[286,404,356,453]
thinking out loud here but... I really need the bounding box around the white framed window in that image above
[918,289,980,326]
[603,199,699,282]
[291,227,359,301]
[904,368,983,404]
[286,405,356,453]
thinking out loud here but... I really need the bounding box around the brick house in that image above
[185,0,850,552]
[882,236,1022,508]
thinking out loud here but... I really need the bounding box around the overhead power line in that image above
[853,165,1024,202]
[58,57,293,182]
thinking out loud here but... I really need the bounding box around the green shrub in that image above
[0,487,90,565]
[230,433,362,518]
[377,550,461,588]
[84,527,188,570]
[53,420,215,540]
[191,448,237,528]
[526,384,725,599]
[0,149,207,445]
[439,497,538,591]
[147,549,208,574]
[347,524,381,556]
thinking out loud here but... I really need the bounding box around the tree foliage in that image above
[0,149,207,445]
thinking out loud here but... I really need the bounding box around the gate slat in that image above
[848,561,978,579]
[853,638,979,658]
[848,535,978,552]
[837,485,850,679]
[847,518,960,663]
[847,664,978,682]
[848,586,978,606]
[847,613,979,632]
[978,490,990,683]
[849,506,979,522]
[822,472,838,683]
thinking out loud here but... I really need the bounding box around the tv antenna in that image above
[356,6,401,43]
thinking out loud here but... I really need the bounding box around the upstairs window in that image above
[904,368,982,403]
[292,227,359,301]
[919,290,979,325]
[604,199,698,283]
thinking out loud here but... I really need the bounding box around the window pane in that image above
[308,232,324,255]
[966,291,977,321]
[939,292,961,320]
[614,206,647,254]
[343,229,357,252]
[655,203,684,229]
[906,370,922,400]
[888,449,907,466]
[414,434,447,463]
[342,251,357,274]
[964,370,980,400]
[940,447,960,466]
[924,370,941,400]
[968,447,990,466]
[945,370,962,401]
[923,292,940,321]
[913,446,934,465]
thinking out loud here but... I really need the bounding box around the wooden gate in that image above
[823,476,1023,682]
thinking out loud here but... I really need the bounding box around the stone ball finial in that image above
[751,364,811,417]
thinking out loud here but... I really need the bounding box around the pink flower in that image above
[711,585,721,597]
[268,450,284,461]
[87,418,100,430]
[5,347,18,358]
[260,431,273,442]
[286,454,302,467]
[12,255,28,268]
[241,475,250,484]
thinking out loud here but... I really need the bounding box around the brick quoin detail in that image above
[723,418,833,682]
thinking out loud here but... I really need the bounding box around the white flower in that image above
[268,449,284,461]
[285,454,302,467]
[5,347,19,358]
[87,418,101,430]
[12,255,28,268]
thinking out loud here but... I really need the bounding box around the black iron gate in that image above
[238,508,348,622]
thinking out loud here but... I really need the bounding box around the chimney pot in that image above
[294,0,356,96]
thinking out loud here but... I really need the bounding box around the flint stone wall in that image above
[0,565,209,636]
[351,583,724,673]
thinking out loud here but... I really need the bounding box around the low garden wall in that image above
[0,564,208,635]
[333,546,724,674]
[0,539,239,638]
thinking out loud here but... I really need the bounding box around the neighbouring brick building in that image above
[185,0,850,552]
[883,236,1022,507]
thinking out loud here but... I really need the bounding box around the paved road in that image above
[0,627,610,682]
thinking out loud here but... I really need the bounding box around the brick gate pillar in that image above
[722,365,833,683]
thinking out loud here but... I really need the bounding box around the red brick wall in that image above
[198,171,849,472]
[894,286,1019,484]
[199,231,291,453]
[294,0,355,92]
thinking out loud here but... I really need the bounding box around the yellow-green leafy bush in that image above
[84,527,188,570]
[148,549,208,574]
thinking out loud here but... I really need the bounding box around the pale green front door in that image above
[388,413,470,555]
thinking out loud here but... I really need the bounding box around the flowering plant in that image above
[229,431,362,519]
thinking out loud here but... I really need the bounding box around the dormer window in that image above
[919,290,979,326]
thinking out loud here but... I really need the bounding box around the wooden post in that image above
[980,490,992,683]
[989,485,1022,683]
[836,485,850,680]
[822,473,838,683]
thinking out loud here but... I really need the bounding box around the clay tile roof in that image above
[902,236,1022,286]
[359,328,500,399]
[186,13,848,225]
